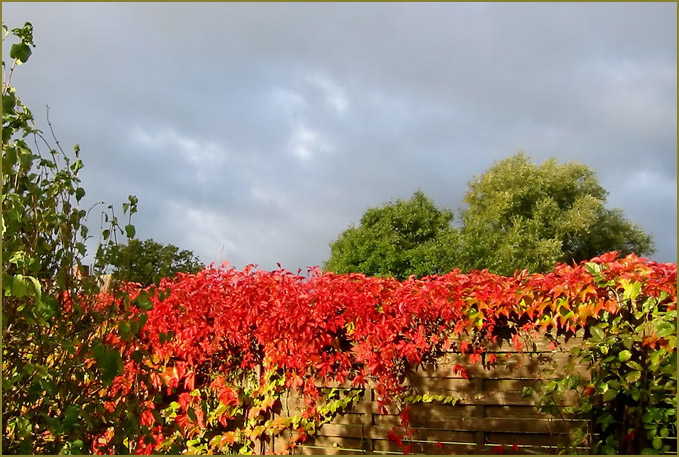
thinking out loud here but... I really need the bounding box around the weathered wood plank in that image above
[370,391,579,410]
[371,440,564,455]
[298,436,366,452]
[485,405,578,419]
[374,403,478,419]
[413,359,590,379]
[486,431,574,446]
[372,415,585,434]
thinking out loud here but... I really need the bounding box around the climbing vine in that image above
[528,255,676,454]
[91,252,674,454]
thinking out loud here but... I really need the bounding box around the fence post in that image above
[359,387,374,453]
[474,377,485,448]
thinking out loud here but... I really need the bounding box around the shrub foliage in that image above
[95,252,675,454]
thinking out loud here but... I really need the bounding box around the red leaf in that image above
[184,371,196,391]
[469,352,482,365]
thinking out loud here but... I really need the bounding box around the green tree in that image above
[456,152,655,275]
[324,190,459,280]
[2,23,151,454]
[97,238,204,286]
[325,154,654,280]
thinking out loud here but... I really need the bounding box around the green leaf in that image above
[10,42,32,63]
[2,93,17,114]
[602,388,618,402]
[63,404,80,432]
[618,350,632,362]
[590,326,604,341]
[118,320,131,340]
[67,439,84,454]
[28,380,43,401]
[623,281,642,301]
[522,386,534,398]
[98,350,124,386]
[75,187,85,201]
[585,262,602,276]
[626,360,643,371]
[137,312,148,331]
[92,342,106,359]
[130,350,144,363]
[626,370,641,383]
[125,224,136,239]
[655,324,674,338]
[26,275,41,299]
[652,436,663,450]
[630,387,641,401]
[135,290,153,311]
[12,275,27,297]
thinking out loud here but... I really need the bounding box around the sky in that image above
[3,2,677,271]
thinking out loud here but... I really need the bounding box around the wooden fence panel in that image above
[264,336,675,455]
[266,338,596,454]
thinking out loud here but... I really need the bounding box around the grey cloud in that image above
[3,2,675,269]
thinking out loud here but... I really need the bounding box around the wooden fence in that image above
[263,336,593,455]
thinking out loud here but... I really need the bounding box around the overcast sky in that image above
[3,2,676,271]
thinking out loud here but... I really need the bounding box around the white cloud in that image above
[170,202,298,270]
[250,184,292,211]
[168,203,238,266]
[289,123,332,160]
[619,170,677,200]
[270,86,306,118]
[129,125,227,165]
[586,60,677,137]
[305,73,349,115]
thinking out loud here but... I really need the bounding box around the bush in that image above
[96,252,675,454]
[2,22,152,454]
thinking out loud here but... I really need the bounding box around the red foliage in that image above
[89,252,675,454]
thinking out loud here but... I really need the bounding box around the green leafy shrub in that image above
[530,254,677,454]
[2,22,152,454]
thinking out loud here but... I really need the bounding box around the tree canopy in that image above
[97,238,204,286]
[456,153,655,275]
[325,153,655,278]
[324,191,458,280]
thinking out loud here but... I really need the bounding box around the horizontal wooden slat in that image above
[375,403,478,419]
[372,440,568,455]
[413,359,590,379]
[372,415,585,434]
[486,431,573,446]
[485,405,578,419]
[320,413,365,425]
[309,424,479,444]
[314,423,365,438]
[299,441,572,456]
[297,438,366,455]
[480,336,585,353]
[372,391,579,410]
[372,438,477,453]
[372,426,476,443]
